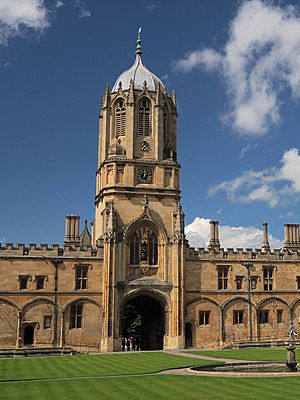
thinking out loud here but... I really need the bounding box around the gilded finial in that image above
[136,27,142,55]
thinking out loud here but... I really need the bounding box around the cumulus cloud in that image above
[55,0,64,8]
[0,0,49,45]
[173,0,300,136]
[208,148,300,207]
[185,217,283,249]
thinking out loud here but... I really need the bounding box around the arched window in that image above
[115,99,126,137]
[129,228,158,266]
[138,99,151,136]
[130,233,140,265]
[148,233,158,265]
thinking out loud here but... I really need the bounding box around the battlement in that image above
[0,242,104,259]
[186,244,300,262]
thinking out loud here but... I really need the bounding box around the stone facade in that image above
[1,36,300,352]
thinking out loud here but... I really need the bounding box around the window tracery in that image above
[115,99,126,137]
[138,98,151,136]
[129,226,158,266]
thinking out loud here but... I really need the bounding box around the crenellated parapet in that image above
[185,244,300,262]
[0,242,104,259]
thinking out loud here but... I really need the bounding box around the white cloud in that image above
[239,143,258,159]
[208,148,300,207]
[173,0,300,136]
[0,0,49,45]
[55,0,64,8]
[75,0,91,18]
[185,217,283,249]
[173,48,222,73]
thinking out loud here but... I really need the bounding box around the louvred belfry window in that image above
[138,99,151,136]
[115,99,126,137]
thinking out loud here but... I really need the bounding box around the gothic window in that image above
[129,227,158,266]
[148,233,158,266]
[138,98,151,136]
[130,233,140,265]
[115,99,126,137]
[199,311,210,326]
[218,267,229,290]
[263,268,273,291]
[75,266,88,290]
[70,303,83,329]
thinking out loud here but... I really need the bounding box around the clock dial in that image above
[137,167,153,184]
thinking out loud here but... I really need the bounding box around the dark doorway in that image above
[121,295,165,350]
[24,325,34,346]
[185,322,193,348]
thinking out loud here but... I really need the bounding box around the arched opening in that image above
[185,322,193,348]
[23,325,34,346]
[121,295,165,350]
[129,227,158,266]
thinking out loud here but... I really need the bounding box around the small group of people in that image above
[121,336,141,351]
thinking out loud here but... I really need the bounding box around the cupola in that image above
[112,28,165,92]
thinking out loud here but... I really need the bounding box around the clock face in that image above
[137,167,153,184]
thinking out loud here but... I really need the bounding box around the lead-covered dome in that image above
[112,28,165,92]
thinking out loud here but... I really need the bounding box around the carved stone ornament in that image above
[140,140,150,152]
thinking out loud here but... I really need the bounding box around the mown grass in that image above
[1,351,300,400]
[2,375,300,400]
[0,352,213,382]
[183,347,298,361]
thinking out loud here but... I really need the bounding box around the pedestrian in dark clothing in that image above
[131,337,136,351]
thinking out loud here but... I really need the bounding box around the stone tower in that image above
[93,30,185,351]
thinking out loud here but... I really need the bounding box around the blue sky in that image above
[1,0,300,247]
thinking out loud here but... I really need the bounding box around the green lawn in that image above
[0,352,212,382]
[183,347,296,361]
[1,351,300,400]
[2,375,300,400]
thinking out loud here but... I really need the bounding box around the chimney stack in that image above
[64,215,80,245]
[284,224,300,249]
[262,222,270,252]
[208,220,220,251]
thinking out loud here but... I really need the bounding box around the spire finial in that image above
[136,27,142,55]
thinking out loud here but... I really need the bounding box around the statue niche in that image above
[129,226,158,267]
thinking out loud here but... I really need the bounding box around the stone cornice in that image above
[96,158,180,174]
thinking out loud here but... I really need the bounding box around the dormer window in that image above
[115,99,126,137]
[138,99,151,136]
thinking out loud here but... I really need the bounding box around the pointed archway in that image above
[121,294,165,350]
